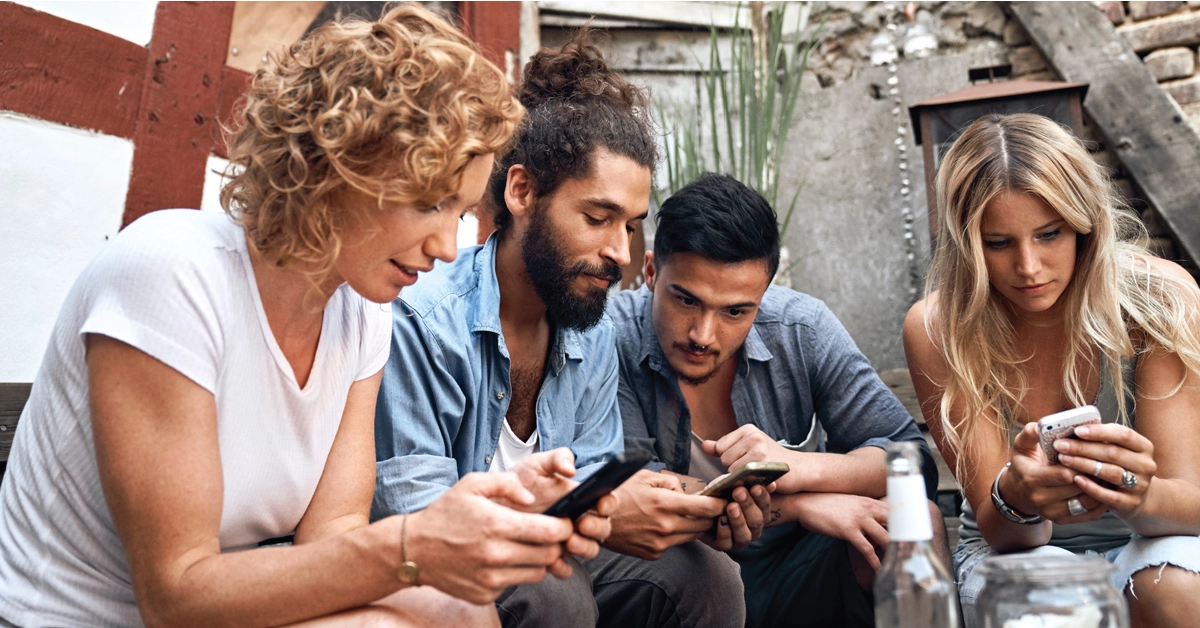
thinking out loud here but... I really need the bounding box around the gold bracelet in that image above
[397,514,420,585]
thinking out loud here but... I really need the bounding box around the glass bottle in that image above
[875,441,960,628]
[976,554,1128,628]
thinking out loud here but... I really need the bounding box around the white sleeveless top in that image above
[0,210,391,627]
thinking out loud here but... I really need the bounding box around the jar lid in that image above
[976,554,1113,583]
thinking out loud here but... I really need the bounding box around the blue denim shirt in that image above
[608,285,936,498]
[372,236,624,518]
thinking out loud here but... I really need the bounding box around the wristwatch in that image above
[991,462,1045,525]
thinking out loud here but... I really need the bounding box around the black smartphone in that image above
[542,450,653,520]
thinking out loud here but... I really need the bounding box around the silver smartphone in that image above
[1037,405,1101,465]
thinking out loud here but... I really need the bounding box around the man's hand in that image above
[698,483,773,551]
[704,425,807,493]
[776,492,889,570]
[506,448,615,561]
[406,472,576,605]
[506,448,580,513]
[603,470,727,560]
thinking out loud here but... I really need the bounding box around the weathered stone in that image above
[1100,1,1126,25]
[1142,207,1173,237]
[963,3,1006,38]
[1008,45,1048,75]
[1115,178,1137,203]
[1183,101,1200,134]
[1014,70,1059,81]
[1146,237,1178,260]
[1163,75,1200,104]
[937,15,969,48]
[1128,1,1185,21]
[1118,11,1200,52]
[1144,46,1197,81]
[1002,19,1030,45]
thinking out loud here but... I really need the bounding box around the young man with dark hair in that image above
[372,39,749,628]
[607,173,947,627]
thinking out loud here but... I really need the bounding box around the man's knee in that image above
[495,558,597,628]
[591,543,745,628]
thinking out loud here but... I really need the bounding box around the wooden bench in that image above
[0,383,32,485]
[879,369,962,547]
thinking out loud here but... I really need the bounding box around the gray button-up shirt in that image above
[608,284,936,497]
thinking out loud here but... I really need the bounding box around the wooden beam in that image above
[460,1,522,245]
[460,1,522,83]
[1012,2,1200,265]
[226,2,328,75]
[0,383,32,464]
[123,1,236,227]
[0,2,146,138]
[212,65,254,160]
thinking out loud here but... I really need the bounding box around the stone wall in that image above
[539,1,1200,369]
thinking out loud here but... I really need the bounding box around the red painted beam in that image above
[0,2,146,138]
[459,1,522,243]
[212,65,253,160]
[123,1,235,227]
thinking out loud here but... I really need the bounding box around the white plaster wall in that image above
[0,113,133,381]
[16,1,158,45]
[200,154,231,213]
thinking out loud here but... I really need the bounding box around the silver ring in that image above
[1067,497,1087,516]
[1121,469,1138,489]
[1094,461,1103,477]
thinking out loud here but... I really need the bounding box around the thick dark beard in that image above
[521,204,622,331]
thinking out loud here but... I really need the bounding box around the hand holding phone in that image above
[700,462,790,500]
[1037,405,1101,465]
[542,451,652,520]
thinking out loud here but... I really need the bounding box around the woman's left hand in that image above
[1056,423,1156,520]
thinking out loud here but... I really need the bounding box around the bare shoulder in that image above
[902,293,941,361]
[1142,255,1199,289]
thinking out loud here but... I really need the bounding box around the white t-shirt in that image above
[486,420,540,473]
[0,210,391,627]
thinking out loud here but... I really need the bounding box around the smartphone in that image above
[1037,405,1101,465]
[699,462,790,500]
[542,450,653,520]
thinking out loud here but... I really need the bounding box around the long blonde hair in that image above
[926,113,1200,480]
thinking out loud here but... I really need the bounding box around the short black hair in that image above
[488,29,658,238]
[653,173,780,277]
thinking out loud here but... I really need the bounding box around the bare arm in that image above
[703,425,887,497]
[902,298,1054,552]
[89,335,574,627]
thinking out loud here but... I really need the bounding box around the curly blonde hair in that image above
[926,113,1200,481]
[220,3,523,276]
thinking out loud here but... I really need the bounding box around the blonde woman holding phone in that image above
[904,113,1200,627]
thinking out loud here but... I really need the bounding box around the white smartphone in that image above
[1037,405,1101,465]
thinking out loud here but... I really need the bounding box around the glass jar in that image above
[976,554,1128,628]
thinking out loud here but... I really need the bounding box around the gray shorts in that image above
[954,535,1200,628]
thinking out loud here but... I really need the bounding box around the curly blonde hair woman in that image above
[904,113,1200,628]
[0,6,610,628]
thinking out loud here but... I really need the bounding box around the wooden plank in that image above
[1012,2,1200,266]
[0,383,32,464]
[123,1,237,227]
[0,1,147,138]
[226,1,327,75]
[537,1,751,30]
[212,64,254,160]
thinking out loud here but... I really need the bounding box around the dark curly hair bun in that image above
[516,28,647,112]
[489,28,657,236]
